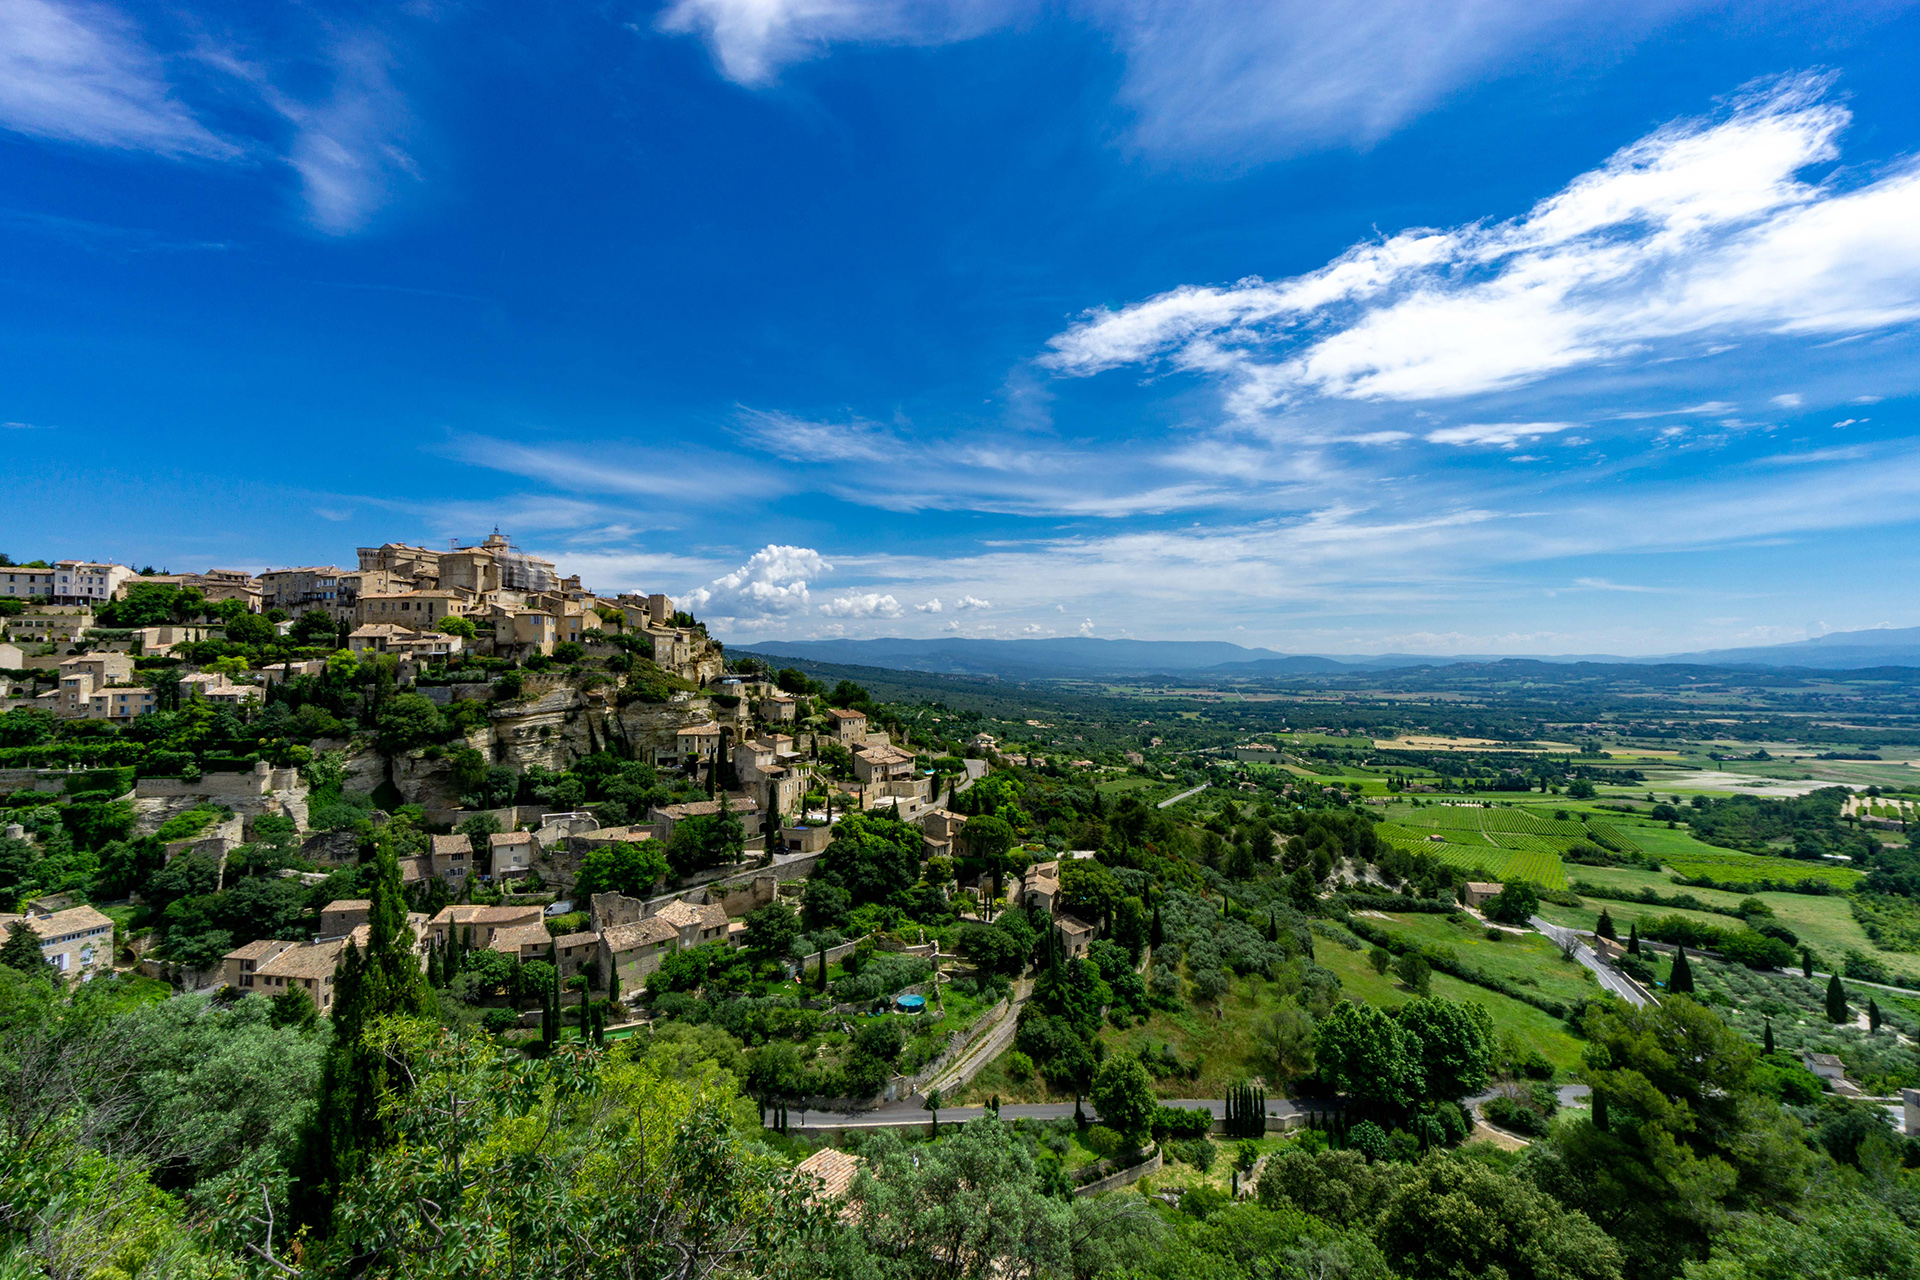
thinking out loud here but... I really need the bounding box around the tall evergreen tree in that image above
[1149,903,1165,950]
[817,944,828,991]
[1668,946,1695,995]
[1591,1091,1609,1131]
[1801,946,1814,978]
[426,937,444,988]
[608,961,621,1007]
[296,841,434,1228]
[1869,998,1882,1031]
[1763,1017,1775,1055]
[1826,974,1850,1024]
[1595,909,1616,942]
[0,921,49,975]
[1626,923,1640,956]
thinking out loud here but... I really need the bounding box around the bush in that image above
[1482,1094,1550,1137]
[1178,1184,1230,1220]
[1167,1137,1218,1171]
[1003,1050,1034,1080]
[1347,1120,1390,1162]
[1152,1104,1215,1140]
[1432,1101,1470,1143]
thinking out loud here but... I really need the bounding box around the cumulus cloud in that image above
[1425,422,1574,449]
[915,598,943,613]
[684,544,830,617]
[954,595,990,609]
[821,591,904,618]
[1043,76,1920,413]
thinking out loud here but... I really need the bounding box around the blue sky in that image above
[5,1,1920,655]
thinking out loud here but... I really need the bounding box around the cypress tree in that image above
[1267,912,1279,943]
[817,944,829,991]
[1150,903,1165,950]
[1591,1091,1609,1132]
[1802,946,1814,979]
[426,937,443,988]
[1627,923,1640,956]
[1869,998,1882,1032]
[1668,946,1695,994]
[608,961,620,1008]
[1826,974,1849,1024]
[1763,1017,1775,1055]
[296,840,434,1228]
[1596,909,1616,942]
[579,984,591,1036]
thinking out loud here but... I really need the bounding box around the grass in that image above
[1539,862,1920,982]
[1364,913,1599,1009]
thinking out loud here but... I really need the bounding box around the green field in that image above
[1536,861,1920,982]
[1363,912,1600,1010]
[1378,811,1570,888]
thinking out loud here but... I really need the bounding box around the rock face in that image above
[375,684,719,808]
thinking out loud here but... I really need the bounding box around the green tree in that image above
[665,802,746,876]
[1669,946,1695,994]
[1395,950,1432,996]
[574,840,670,899]
[1254,998,1316,1082]
[1314,1001,1419,1110]
[1090,1054,1157,1146]
[1487,881,1541,924]
[1596,909,1617,941]
[0,921,48,975]
[1368,945,1393,975]
[290,609,337,646]
[1377,1152,1623,1280]
[815,811,921,906]
[1825,973,1848,1023]
[295,842,434,1227]
[1534,996,1814,1279]
[742,901,801,963]
[374,692,446,756]
[1397,998,1493,1103]
[225,612,277,646]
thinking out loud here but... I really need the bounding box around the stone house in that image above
[853,744,916,785]
[0,904,115,983]
[428,904,545,947]
[222,938,298,992]
[1463,882,1504,910]
[653,898,731,947]
[488,831,538,881]
[319,899,371,939]
[827,707,869,745]
[251,938,348,1013]
[598,916,681,988]
[1055,914,1095,960]
[355,590,462,629]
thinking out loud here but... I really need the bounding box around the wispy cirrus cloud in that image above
[1425,422,1575,449]
[656,0,1723,160]
[0,2,424,234]
[0,0,235,158]
[1043,76,1920,414]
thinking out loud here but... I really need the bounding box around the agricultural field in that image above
[1687,958,1920,1093]
[1532,862,1920,983]
[1361,912,1601,1011]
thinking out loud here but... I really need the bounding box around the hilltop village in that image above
[8,538,1920,1279]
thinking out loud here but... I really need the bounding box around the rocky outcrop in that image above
[377,682,719,809]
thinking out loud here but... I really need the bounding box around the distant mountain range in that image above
[733,626,1920,679]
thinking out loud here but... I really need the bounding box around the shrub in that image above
[1179,1184,1230,1220]
[1003,1050,1034,1080]
[1167,1137,1217,1171]
[1152,1104,1215,1140]
[1482,1094,1550,1136]
[1081,1125,1125,1160]
[1432,1101,1470,1143]
[1347,1120,1390,1163]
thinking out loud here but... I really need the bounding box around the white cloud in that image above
[1770,393,1804,408]
[1044,76,1920,410]
[1574,577,1666,593]
[821,591,903,618]
[684,544,830,617]
[954,594,990,609]
[0,0,234,157]
[733,407,900,462]
[657,0,1715,159]
[915,598,943,613]
[1425,422,1573,449]
[273,36,420,235]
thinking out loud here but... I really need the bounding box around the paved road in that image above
[1531,916,1651,1007]
[784,1095,1336,1131]
[1158,785,1209,810]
